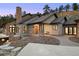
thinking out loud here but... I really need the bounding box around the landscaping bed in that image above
[9,35,60,47]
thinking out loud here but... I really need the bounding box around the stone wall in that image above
[27,25,34,34]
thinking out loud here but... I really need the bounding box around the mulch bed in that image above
[69,37,79,43]
[9,35,60,47]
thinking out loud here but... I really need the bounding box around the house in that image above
[3,6,79,38]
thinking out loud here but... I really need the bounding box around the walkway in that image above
[51,35,79,46]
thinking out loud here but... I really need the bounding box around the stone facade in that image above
[16,24,27,34]
[3,22,16,35]
[26,24,63,35]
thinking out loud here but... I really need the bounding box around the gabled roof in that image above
[51,17,65,24]
[24,16,39,24]
[43,14,56,24]
[24,13,66,25]
[27,13,54,24]
[17,15,35,24]
[64,15,79,25]
[17,13,79,25]
[25,13,59,24]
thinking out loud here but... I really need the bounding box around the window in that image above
[52,25,57,30]
[65,27,68,34]
[73,27,76,35]
[9,25,16,33]
[64,26,77,35]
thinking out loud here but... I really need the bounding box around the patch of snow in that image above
[0,34,9,38]
[1,46,15,50]
[0,42,11,48]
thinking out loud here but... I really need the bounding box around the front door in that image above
[33,24,40,34]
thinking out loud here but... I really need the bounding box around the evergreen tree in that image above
[72,3,78,11]
[0,15,15,27]
[55,8,58,12]
[43,4,50,14]
[59,5,64,12]
[22,11,26,16]
[65,4,70,12]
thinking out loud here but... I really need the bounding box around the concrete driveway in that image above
[18,43,79,56]
[17,35,79,56]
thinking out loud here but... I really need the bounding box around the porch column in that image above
[40,24,44,35]
[76,21,79,37]
[58,24,63,35]
[17,25,24,34]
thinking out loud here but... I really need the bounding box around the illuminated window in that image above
[9,25,16,33]
[65,27,68,34]
[73,27,76,35]
[64,27,77,35]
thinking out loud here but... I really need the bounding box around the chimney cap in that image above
[16,6,21,8]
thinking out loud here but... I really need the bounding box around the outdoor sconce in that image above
[1,39,5,42]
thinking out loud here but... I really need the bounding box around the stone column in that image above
[39,24,44,35]
[27,25,33,34]
[17,25,24,34]
[58,24,63,35]
[76,22,79,38]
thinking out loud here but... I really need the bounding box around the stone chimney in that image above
[15,6,22,22]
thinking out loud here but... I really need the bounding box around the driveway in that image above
[18,43,79,56]
[51,35,79,46]
[17,35,79,56]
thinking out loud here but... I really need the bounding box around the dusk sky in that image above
[0,3,73,16]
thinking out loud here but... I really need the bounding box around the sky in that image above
[0,3,73,16]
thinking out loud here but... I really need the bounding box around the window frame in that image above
[9,25,16,34]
